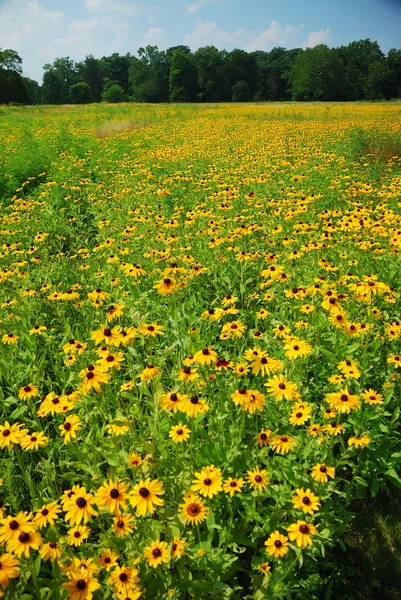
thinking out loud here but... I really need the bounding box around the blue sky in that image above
[1,0,400,82]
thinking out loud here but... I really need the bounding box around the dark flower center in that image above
[139,487,150,498]
[76,580,87,591]
[190,395,199,404]
[49,542,57,548]
[18,532,30,543]
[255,475,262,483]
[76,497,87,508]
[9,520,19,530]
[274,540,282,548]
[299,524,310,534]
[302,497,311,505]
[152,548,162,558]
[110,488,120,499]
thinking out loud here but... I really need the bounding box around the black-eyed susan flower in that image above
[112,513,135,538]
[193,347,218,366]
[62,567,100,599]
[361,389,384,405]
[348,433,371,448]
[95,479,130,514]
[287,520,318,549]
[171,536,186,559]
[33,502,61,528]
[222,477,245,497]
[19,431,48,451]
[28,325,47,335]
[144,540,169,567]
[179,493,208,525]
[311,463,335,483]
[7,529,43,557]
[39,541,62,562]
[270,435,295,454]
[264,531,289,558]
[139,364,160,382]
[67,525,90,547]
[130,478,165,517]
[153,277,177,296]
[18,384,39,401]
[169,423,191,443]
[0,422,27,450]
[325,388,361,414]
[59,415,82,444]
[127,452,142,468]
[178,394,209,417]
[79,365,110,393]
[246,467,269,492]
[108,565,140,597]
[137,322,164,337]
[0,512,35,545]
[192,466,222,498]
[97,549,119,571]
[91,325,123,347]
[0,552,20,586]
[265,375,297,402]
[292,488,321,514]
[63,487,98,525]
[2,332,19,345]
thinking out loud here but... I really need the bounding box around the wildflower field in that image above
[1,102,401,599]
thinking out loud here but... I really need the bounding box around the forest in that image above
[1,39,401,105]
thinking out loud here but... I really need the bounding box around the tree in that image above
[291,45,345,101]
[99,53,133,93]
[226,49,258,97]
[386,49,401,98]
[77,55,103,102]
[69,81,92,104]
[129,46,170,102]
[231,80,251,102]
[22,78,41,104]
[101,84,126,103]
[0,48,28,104]
[192,46,231,102]
[338,39,385,99]
[169,49,198,102]
[42,57,78,104]
[365,61,392,100]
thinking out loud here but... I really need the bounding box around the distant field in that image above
[0,103,401,599]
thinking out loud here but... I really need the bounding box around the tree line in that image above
[1,39,401,105]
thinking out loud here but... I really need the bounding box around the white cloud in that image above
[301,28,331,49]
[0,1,63,50]
[187,0,212,14]
[246,21,304,52]
[39,18,129,65]
[143,26,167,46]
[184,21,248,50]
[184,19,304,52]
[85,0,141,16]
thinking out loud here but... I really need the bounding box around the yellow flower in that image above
[311,463,335,483]
[192,466,222,498]
[95,479,130,514]
[18,384,39,400]
[130,478,165,517]
[222,477,245,497]
[144,540,169,567]
[179,494,208,525]
[169,423,191,443]
[264,531,289,558]
[287,520,318,549]
[270,434,295,454]
[246,466,269,492]
[59,415,82,444]
[291,488,321,514]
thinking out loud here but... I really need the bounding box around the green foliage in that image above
[291,45,345,101]
[342,126,401,164]
[231,80,251,102]
[101,84,126,103]
[68,82,92,104]
[169,49,198,102]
